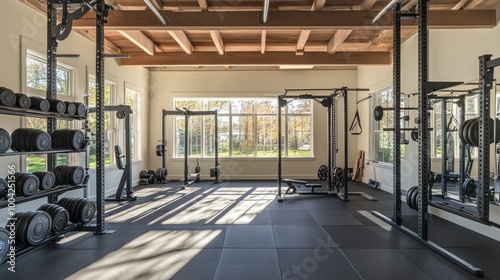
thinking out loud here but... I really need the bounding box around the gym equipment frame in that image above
[162,108,222,189]
[88,105,136,202]
[370,1,483,276]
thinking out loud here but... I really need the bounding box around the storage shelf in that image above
[0,184,87,209]
[0,106,86,120]
[0,149,87,157]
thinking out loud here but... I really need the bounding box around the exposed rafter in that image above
[73,10,497,30]
[354,0,378,11]
[296,30,311,55]
[452,0,469,10]
[311,0,326,11]
[402,0,417,11]
[120,52,391,66]
[118,30,159,55]
[361,29,391,51]
[209,30,225,55]
[167,30,193,55]
[198,0,208,11]
[261,30,266,54]
[327,30,353,54]
[465,0,494,9]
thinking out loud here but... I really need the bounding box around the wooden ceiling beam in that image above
[452,0,469,10]
[403,0,418,11]
[73,10,497,30]
[118,30,158,55]
[167,30,193,55]
[465,0,496,9]
[120,52,391,66]
[327,30,353,54]
[209,30,225,55]
[261,30,266,54]
[353,0,378,11]
[362,30,391,51]
[296,30,311,55]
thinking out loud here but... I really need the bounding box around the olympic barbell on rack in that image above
[373,105,422,121]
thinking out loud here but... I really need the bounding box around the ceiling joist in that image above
[120,52,391,67]
[198,0,208,11]
[311,0,326,11]
[261,30,266,54]
[167,30,194,55]
[209,30,225,55]
[118,30,158,55]
[296,30,311,55]
[73,10,497,30]
[328,30,353,54]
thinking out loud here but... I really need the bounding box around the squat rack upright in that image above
[276,87,369,202]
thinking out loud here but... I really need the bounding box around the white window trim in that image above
[124,82,142,162]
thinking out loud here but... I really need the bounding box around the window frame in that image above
[124,83,142,162]
[172,97,313,159]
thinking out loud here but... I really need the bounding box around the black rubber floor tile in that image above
[223,225,276,248]
[342,248,433,280]
[322,225,393,249]
[185,226,227,248]
[299,197,345,210]
[447,246,500,278]
[309,210,363,225]
[213,249,281,280]
[277,249,362,280]
[273,225,337,249]
[366,226,428,249]
[170,249,223,280]
[270,210,319,225]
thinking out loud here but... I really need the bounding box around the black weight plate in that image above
[156,144,164,157]
[0,227,9,263]
[463,178,477,197]
[495,118,500,144]
[33,172,55,190]
[74,102,86,117]
[0,87,15,107]
[25,211,52,246]
[411,129,418,142]
[411,186,419,211]
[462,118,475,146]
[51,130,60,149]
[29,129,41,151]
[488,118,495,144]
[14,212,31,248]
[406,187,415,210]
[35,131,51,151]
[139,170,148,178]
[116,111,126,119]
[373,106,384,121]
[0,128,11,153]
[57,197,71,212]
[71,130,85,150]
[14,93,31,109]
[317,165,328,181]
[70,166,85,185]
[79,199,96,224]
[75,199,87,224]
[64,102,77,115]
[156,168,163,181]
[21,174,39,196]
[30,97,50,112]
[458,119,473,145]
[0,178,8,198]
[54,166,64,185]
[14,173,27,196]
[468,118,479,147]
[51,205,69,235]
[9,129,19,151]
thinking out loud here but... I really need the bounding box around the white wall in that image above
[0,1,149,220]
[148,70,358,180]
[358,23,500,239]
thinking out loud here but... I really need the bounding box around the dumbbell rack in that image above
[0,105,89,259]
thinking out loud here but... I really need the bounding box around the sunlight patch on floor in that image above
[357,210,392,231]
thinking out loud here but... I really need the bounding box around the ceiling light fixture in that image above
[144,0,168,25]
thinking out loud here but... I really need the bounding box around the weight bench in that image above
[282,179,322,195]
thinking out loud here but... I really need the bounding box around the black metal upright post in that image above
[343,88,349,200]
[418,0,430,241]
[124,111,133,198]
[162,110,166,170]
[46,0,58,204]
[214,110,220,182]
[478,55,492,220]
[277,96,283,201]
[441,100,448,196]
[327,97,332,192]
[459,98,466,202]
[95,0,106,234]
[184,114,189,189]
[392,2,402,225]
[332,94,337,186]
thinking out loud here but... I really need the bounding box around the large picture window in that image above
[173,98,312,158]
[125,87,141,161]
[372,88,405,164]
[25,50,73,172]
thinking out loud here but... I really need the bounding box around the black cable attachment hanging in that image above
[349,91,362,135]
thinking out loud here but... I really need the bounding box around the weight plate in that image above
[0,227,9,263]
[458,119,472,145]
[14,93,31,109]
[33,172,55,190]
[317,165,328,181]
[139,170,149,178]
[468,118,479,147]
[463,178,477,198]
[156,144,164,157]
[411,129,418,142]
[70,166,85,185]
[71,130,85,150]
[64,102,77,115]
[21,174,39,197]
[51,205,69,235]
[74,102,87,117]
[0,178,8,199]
[411,186,419,211]
[406,187,414,209]
[0,128,11,153]
[67,198,80,223]
[27,129,39,151]
[463,118,475,147]
[34,131,51,151]
[79,199,96,224]
[24,211,52,246]
[16,212,32,248]
[373,106,384,121]
[0,87,15,107]
[156,168,163,182]
[29,97,50,112]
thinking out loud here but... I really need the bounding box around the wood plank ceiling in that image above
[20,0,500,69]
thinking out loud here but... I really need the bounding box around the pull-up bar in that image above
[283,88,369,99]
